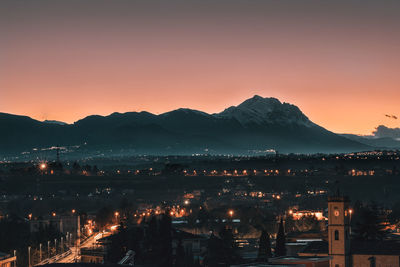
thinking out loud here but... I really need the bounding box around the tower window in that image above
[368,256,375,267]
[335,230,339,240]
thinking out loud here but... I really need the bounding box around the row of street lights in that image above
[27,233,74,267]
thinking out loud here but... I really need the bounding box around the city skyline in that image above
[1,0,400,135]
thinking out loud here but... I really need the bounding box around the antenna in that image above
[56,146,60,163]
[334,180,340,196]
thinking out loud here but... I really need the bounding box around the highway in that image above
[35,233,107,265]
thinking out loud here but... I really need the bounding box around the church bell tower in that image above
[328,195,351,267]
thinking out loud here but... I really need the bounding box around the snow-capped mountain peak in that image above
[216,95,313,127]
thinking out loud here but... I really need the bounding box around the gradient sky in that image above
[1,0,400,135]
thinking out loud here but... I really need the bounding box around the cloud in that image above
[373,125,400,139]
[385,114,398,120]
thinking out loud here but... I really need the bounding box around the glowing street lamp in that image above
[349,208,353,234]
[40,163,47,170]
[228,210,234,217]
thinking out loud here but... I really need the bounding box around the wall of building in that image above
[352,254,399,267]
[81,254,103,264]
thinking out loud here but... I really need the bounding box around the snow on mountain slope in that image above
[216,95,313,127]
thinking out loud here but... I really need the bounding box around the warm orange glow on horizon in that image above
[2,1,400,135]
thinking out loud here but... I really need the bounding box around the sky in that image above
[1,0,400,135]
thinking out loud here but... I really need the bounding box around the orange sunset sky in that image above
[1,0,400,135]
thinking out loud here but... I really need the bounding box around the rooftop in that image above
[298,241,328,255]
[351,240,400,255]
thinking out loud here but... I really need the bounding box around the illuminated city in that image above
[1,1,400,267]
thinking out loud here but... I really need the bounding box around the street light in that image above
[40,163,47,170]
[28,246,31,267]
[228,210,234,217]
[349,209,353,234]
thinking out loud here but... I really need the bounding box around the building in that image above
[269,256,330,267]
[0,252,16,267]
[80,247,106,264]
[29,214,80,244]
[300,194,400,267]
[172,229,208,263]
[231,264,305,267]
[328,195,351,267]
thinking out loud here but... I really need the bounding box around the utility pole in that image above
[47,240,50,258]
[28,246,31,267]
[56,147,60,163]
[39,243,42,262]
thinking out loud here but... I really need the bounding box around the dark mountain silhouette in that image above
[0,96,370,156]
[340,134,400,149]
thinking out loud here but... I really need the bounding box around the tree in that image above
[72,161,81,174]
[353,204,385,241]
[275,217,286,257]
[92,165,100,175]
[159,213,173,267]
[175,238,185,267]
[95,206,114,230]
[388,201,400,224]
[257,230,272,262]
[204,233,222,267]
[219,226,240,265]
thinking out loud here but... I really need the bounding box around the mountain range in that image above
[0,95,384,157]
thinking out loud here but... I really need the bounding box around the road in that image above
[35,233,107,265]
[57,233,106,263]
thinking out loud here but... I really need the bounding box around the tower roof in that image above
[327,195,350,202]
